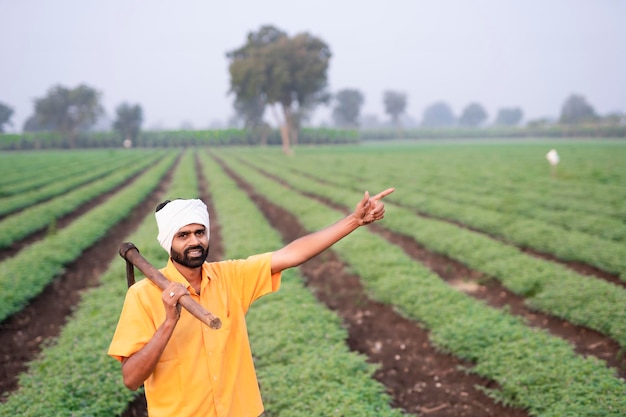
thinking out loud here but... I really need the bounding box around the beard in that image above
[170,244,209,268]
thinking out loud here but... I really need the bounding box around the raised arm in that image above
[270,188,394,274]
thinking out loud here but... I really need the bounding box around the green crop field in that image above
[0,139,624,417]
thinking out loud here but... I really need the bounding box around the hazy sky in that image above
[1,0,625,132]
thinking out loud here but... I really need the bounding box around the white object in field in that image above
[546,149,559,166]
[123,139,133,148]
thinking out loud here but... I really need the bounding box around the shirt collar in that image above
[164,258,211,291]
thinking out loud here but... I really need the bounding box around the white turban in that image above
[156,199,210,254]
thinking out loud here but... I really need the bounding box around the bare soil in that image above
[0,152,623,417]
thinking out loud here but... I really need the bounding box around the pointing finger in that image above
[371,187,395,201]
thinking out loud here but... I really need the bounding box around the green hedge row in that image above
[359,125,626,140]
[2,125,624,150]
[0,128,359,150]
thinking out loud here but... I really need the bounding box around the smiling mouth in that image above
[186,247,204,257]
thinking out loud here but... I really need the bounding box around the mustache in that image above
[184,245,206,254]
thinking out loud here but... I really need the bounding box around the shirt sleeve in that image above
[108,283,159,362]
[237,252,281,312]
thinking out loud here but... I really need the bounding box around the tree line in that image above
[349,93,620,131]
[0,24,623,151]
[0,85,143,148]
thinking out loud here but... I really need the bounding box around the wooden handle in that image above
[119,242,222,330]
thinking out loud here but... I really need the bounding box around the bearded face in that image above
[170,244,209,268]
[169,224,210,268]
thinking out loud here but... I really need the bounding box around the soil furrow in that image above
[284,165,625,289]
[0,158,177,398]
[215,155,530,417]
[238,160,626,379]
[0,166,152,263]
[404,205,626,290]
[121,153,224,417]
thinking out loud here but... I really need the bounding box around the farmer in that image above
[108,188,394,417]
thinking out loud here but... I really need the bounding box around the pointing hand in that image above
[353,188,395,225]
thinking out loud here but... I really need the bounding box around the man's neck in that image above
[172,261,203,293]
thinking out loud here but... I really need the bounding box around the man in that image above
[108,188,394,417]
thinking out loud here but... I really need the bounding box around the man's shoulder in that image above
[204,253,272,270]
[128,276,160,293]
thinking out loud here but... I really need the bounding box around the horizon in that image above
[1,0,625,133]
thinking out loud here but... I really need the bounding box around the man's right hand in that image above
[162,283,189,321]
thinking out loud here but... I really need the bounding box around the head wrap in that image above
[156,199,210,255]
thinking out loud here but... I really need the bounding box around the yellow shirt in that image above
[108,253,281,417]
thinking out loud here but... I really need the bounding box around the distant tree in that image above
[28,84,104,147]
[234,96,265,128]
[559,94,597,124]
[421,101,455,128]
[383,90,407,127]
[23,115,41,132]
[332,88,364,128]
[459,102,488,127]
[494,107,523,126]
[602,112,625,125]
[113,102,143,144]
[526,117,555,128]
[234,95,272,145]
[0,102,14,133]
[180,121,195,131]
[227,25,331,154]
[225,114,244,129]
[360,114,381,129]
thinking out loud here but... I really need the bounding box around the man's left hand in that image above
[353,188,395,226]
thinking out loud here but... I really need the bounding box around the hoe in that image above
[118,242,222,330]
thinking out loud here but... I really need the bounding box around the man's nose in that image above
[189,234,202,245]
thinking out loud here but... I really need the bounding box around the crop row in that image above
[403,142,625,210]
[391,169,626,242]
[0,149,404,416]
[0,150,100,190]
[0,153,160,216]
[0,151,161,218]
[0,153,176,322]
[0,150,140,196]
[383,146,626,240]
[245,146,626,279]
[199,151,405,416]
[269,142,626,214]
[0,152,165,249]
[0,150,190,415]
[301,141,625,219]
[214,150,625,416]
[228,148,626,349]
[422,166,624,225]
